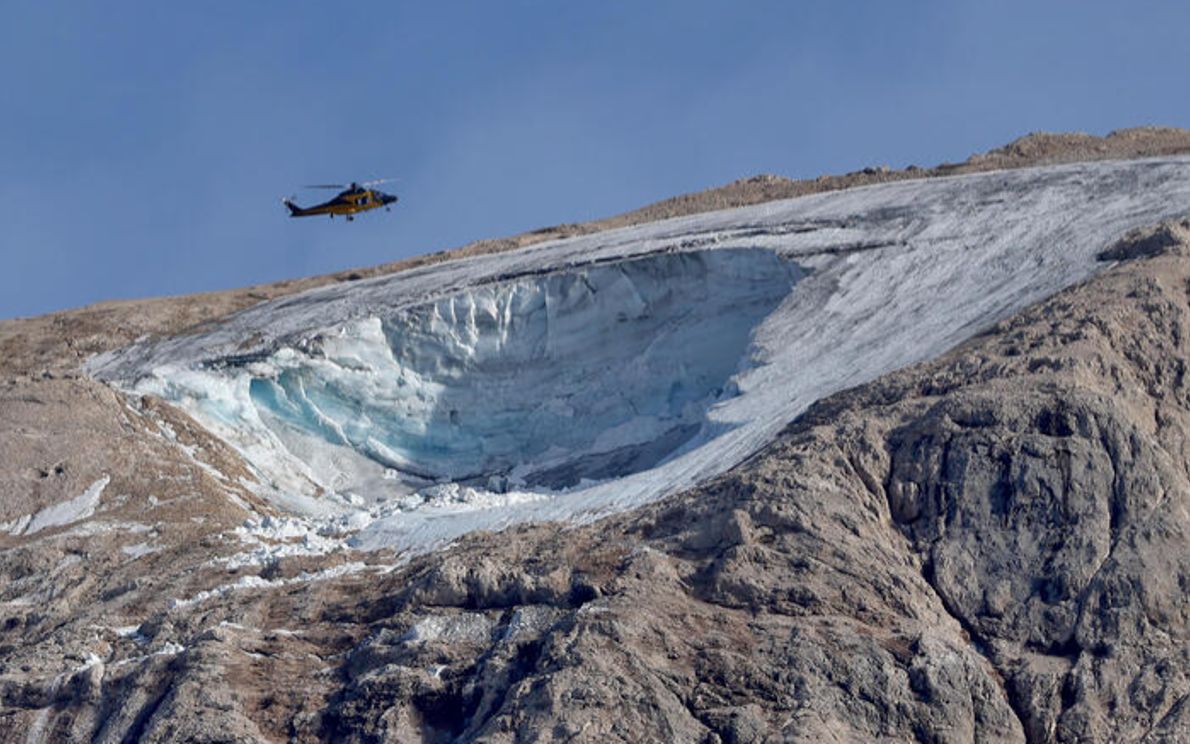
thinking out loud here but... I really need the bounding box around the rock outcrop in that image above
[3,224,1187,741]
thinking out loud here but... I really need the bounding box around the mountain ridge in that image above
[2,130,1190,742]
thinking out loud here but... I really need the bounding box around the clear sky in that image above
[3,1,1189,319]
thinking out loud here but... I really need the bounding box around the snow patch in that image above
[168,561,375,610]
[217,515,345,570]
[60,520,152,539]
[121,542,160,559]
[7,476,111,536]
[402,613,494,644]
[111,641,186,668]
[2,514,31,536]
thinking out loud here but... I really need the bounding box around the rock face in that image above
[2,142,1190,742]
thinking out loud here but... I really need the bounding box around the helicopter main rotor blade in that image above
[360,177,398,187]
[303,184,347,189]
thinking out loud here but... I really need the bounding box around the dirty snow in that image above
[167,560,383,610]
[4,476,111,536]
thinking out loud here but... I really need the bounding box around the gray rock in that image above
[3,169,1190,742]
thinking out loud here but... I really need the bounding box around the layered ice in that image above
[90,156,1190,552]
[247,249,797,492]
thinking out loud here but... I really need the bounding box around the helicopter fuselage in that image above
[283,185,398,221]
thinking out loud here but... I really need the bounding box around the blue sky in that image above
[2,1,1189,319]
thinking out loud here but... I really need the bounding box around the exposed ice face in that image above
[263,249,797,488]
[91,156,1190,551]
[143,249,799,501]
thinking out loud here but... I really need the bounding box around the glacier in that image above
[232,248,797,496]
[89,157,1190,552]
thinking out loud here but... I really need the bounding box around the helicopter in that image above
[282,179,399,221]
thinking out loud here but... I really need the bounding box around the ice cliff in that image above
[210,249,795,494]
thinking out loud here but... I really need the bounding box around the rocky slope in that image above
[2,133,1190,742]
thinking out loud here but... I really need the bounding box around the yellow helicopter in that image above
[282,179,398,221]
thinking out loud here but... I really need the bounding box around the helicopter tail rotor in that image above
[280,196,303,217]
